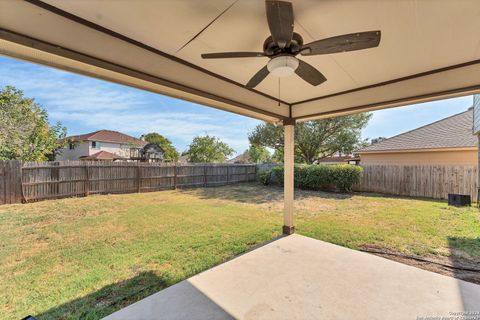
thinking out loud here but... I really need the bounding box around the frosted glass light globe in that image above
[267,56,299,77]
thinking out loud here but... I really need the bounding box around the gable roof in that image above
[359,108,476,153]
[227,152,251,164]
[66,130,145,145]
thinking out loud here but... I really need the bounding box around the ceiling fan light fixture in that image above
[267,56,299,77]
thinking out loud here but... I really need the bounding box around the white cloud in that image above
[49,110,256,153]
[0,57,260,154]
[0,61,150,112]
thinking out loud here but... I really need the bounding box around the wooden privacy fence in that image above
[3,161,477,204]
[0,161,256,204]
[354,164,477,201]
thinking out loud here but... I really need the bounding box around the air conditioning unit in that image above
[447,194,471,207]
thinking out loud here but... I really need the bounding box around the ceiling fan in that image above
[201,0,381,89]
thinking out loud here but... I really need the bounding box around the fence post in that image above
[0,162,4,205]
[226,165,229,184]
[204,164,207,187]
[173,163,177,189]
[19,162,25,203]
[51,162,60,199]
[84,163,90,196]
[136,163,141,193]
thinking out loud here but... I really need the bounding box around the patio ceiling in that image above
[1,0,480,122]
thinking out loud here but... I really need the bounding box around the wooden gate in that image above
[0,160,23,204]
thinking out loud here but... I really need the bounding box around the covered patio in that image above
[2,0,480,318]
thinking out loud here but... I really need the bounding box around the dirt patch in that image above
[360,244,480,285]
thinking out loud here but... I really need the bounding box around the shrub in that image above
[270,164,363,193]
[271,165,305,187]
[256,170,272,185]
[303,165,332,190]
[271,166,284,186]
[330,164,363,192]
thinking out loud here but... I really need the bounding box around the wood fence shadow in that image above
[179,183,354,204]
[353,191,449,204]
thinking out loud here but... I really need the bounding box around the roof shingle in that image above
[66,130,145,145]
[359,109,476,153]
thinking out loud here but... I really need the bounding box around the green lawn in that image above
[1,183,479,319]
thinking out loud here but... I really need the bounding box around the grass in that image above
[1,183,479,319]
[190,184,480,257]
[0,187,281,319]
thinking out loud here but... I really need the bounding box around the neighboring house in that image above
[358,108,477,165]
[178,154,190,164]
[130,143,165,162]
[228,152,251,164]
[56,130,147,161]
[317,155,360,165]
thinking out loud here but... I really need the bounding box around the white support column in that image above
[283,120,295,235]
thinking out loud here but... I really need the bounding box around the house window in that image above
[69,143,75,150]
[91,141,101,149]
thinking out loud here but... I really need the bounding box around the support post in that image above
[283,119,295,235]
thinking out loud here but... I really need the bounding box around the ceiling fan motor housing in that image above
[267,56,299,77]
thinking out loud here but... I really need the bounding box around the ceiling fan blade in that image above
[246,65,270,88]
[295,60,327,86]
[201,52,266,59]
[265,0,294,49]
[301,31,381,56]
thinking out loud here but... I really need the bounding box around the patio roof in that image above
[103,235,480,319]
[80,150,123,161]
[1,0,480,123]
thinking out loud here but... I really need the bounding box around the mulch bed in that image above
[359,244,480,285]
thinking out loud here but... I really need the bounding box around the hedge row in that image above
[258,164,363,193]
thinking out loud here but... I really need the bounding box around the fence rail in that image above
[354,164,477,201]
[0,161,256,204]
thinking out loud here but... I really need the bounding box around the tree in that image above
[0,86,66,161]
[370,137,387,145]
[247,144,271,163]
[186,135,234,163]
[248,113,371,164]
[141,132,180,162]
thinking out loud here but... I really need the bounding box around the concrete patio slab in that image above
[104,234,480,320]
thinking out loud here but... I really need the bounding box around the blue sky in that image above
[0,55,473,155]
